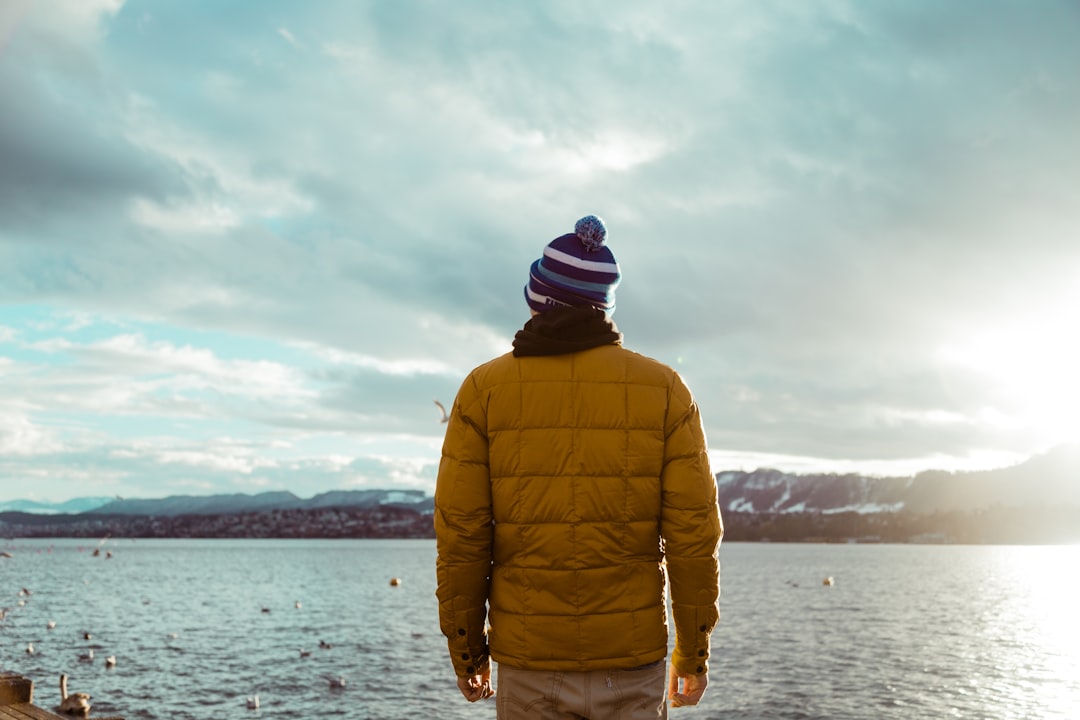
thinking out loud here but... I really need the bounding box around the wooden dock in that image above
[0,673,123,720]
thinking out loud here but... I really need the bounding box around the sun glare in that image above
[939,291,1080,449]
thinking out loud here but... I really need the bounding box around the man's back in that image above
[438,337,720,673]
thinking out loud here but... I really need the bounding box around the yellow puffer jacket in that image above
[435,342,722,677]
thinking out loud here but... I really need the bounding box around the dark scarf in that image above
[512,305,623,357]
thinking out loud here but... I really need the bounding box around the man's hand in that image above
[456,667,495,702]
[668,665,708,708]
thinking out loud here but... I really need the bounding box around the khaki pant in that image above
[496,661,668,720]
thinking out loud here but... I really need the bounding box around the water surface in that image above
[2,539,1078,719]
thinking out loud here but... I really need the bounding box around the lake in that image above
[2,539,1078,719]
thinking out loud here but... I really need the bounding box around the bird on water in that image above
[57,674,91,717]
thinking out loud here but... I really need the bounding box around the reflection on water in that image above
[1,539,1078,719]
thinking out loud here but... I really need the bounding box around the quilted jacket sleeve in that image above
[661,371,723,677]
[434,371,494,677]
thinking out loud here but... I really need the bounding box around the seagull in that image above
[78,648,94,662]
[327,675,347,689]
[105,655,117,668]
[47,620,57,630]
[434,399,449,423]
[26,642,35,654]
[246,695,260,710]
[57,674,91,717]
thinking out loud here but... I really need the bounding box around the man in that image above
[435,215,723,719]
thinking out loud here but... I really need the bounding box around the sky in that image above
[1,0,1078,503]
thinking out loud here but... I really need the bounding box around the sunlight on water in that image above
[993,545,1080,718]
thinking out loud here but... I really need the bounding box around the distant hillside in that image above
[87,488,432,516]
[717,443,1080,514]
[0,496,114,515]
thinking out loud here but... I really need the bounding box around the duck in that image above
[77,648,94,662]
[246,695,260,709]
[105,655,117,668]
[823,576,835,586]
[26,642,35,655]
[299,648,312,658]
[47,620,57,630]
[57,674,91,717]
[319,639,333,649]
[327,675,347,689]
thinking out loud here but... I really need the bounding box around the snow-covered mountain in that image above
[717,469,911,514]
[718,443,1080,514]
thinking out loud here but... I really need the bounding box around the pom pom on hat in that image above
[524,215,622,314]
[574,215,607,251]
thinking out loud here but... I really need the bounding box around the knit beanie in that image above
[524,215,622,314]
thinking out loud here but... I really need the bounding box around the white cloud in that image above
[0,412,62,456]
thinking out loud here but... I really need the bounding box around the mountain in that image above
[717,469,912,514]
[86,488,432,516]
[7,443,1076,519]
[0,497,114,515]
[90,491,302,516]
[718,443,1080,515]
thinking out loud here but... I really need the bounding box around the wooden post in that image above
[0,673,33,704]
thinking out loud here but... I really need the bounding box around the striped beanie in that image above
[524,215,622,314]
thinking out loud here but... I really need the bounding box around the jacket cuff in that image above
[672,601,715,676]
[447,608,490,676]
